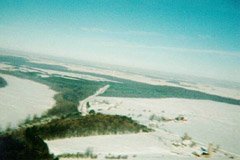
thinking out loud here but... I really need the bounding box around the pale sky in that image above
[0,0,240,82]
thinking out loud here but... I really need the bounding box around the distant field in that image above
[0,55,240,106]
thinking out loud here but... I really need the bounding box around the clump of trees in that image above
[105,154,128,159]
[43,76,105,116]
[12,113,151,140]
[58,148,97,159]
[149,114,172,122]
[0,77,7,88]
[0,128,57,160]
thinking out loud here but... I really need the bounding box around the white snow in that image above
[0,63,15,70]
[46,97,240,159]
[2,57,239,159]
[47,131,235,160]
[91,97,240,155]
[0,74,56,128]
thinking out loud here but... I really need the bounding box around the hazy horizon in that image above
[0,0,240,82]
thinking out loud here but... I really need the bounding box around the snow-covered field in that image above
[27,58,240,99]
[0,74,56,128]
[1,56,240,159]
[47,132,234,160]
[92,98,240,153]
[46,97,240,159]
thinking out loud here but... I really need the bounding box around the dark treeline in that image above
[103,81,240,105]
[44,76,105,116]
[0,130,57,160]
[12,113,151,140]
[0,76,7,88]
